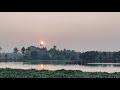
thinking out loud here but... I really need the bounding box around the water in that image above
[0,61,120,73]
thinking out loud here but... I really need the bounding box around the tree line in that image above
[0,46,120,63]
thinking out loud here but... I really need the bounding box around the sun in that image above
[40,41,44,45]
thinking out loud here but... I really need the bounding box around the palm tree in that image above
[26,47,30,52]
[13,47,19,53]
[53,45,57,50]
[21,47,25,54]
[0,47,2,51]
[13,47,19,60]
[0,47,2,59]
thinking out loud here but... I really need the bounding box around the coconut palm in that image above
[0,47,2,59]
[21,47,25,54]
[0,47,2,50]
[13,47,19,53]
[0,47,2,53]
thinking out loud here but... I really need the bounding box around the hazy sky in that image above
[0,12,120,52]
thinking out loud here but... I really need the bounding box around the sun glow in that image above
[40,41,44,46]
[40,41,44,45]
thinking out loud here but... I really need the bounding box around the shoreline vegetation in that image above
[1,46,120,64]
[0,68,120,78]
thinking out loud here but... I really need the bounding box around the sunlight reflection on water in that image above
[0,62,120,73]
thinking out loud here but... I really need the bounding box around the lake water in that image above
[0,62,120,73]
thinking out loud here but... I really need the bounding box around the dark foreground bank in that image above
[0,68,120,78]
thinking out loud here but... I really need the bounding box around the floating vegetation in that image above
[0,68,120,78]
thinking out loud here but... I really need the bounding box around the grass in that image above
[0,68,120,78]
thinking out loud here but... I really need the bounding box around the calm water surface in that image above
[0,61,120,73]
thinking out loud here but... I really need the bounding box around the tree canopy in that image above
[0,46,120,63]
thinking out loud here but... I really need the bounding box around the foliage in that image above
[13,47,19,53]
[0,68,120,78]
[21,47,25,54]
[31,51,38,60]
[1,45,120,63]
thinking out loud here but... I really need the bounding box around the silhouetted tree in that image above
[53,45,57,50]
[41,47,47,52]
[2,45,120,63]
[70,55,76,60]
[41,53,51,60]
[0,47,2,53]
[21,47,25,54]
[31,51,38,60]
[26,47,30,51]
[13,47,19,53]
[4,54,8,59]
[0,47,2,50]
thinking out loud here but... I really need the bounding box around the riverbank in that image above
[0,68,120,78]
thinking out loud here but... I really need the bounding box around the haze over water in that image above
[0,12,120,52]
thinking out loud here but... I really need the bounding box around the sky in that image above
[0,12,120,52]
